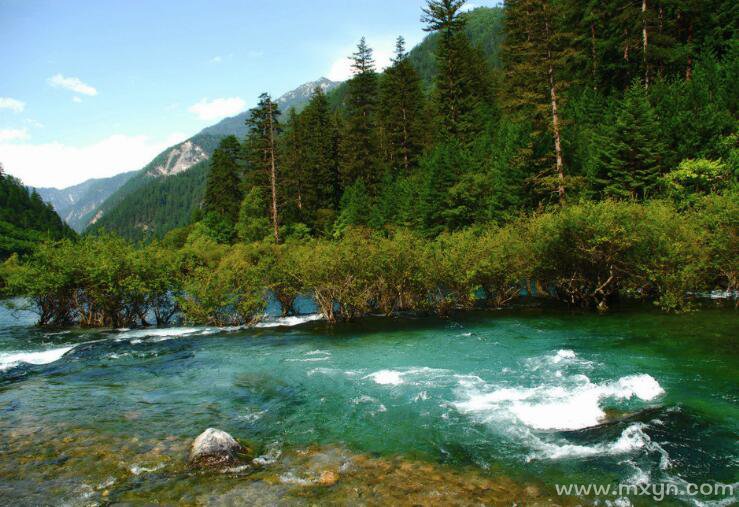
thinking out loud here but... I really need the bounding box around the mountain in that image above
[198,77,340,139]
[33,171,136,232]
[87,8,503,242]
[86,78,341,242]
[0,171,76,259]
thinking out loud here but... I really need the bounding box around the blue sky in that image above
[0,0,500,188]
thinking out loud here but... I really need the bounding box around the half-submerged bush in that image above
[2,200,732,327]
[2,235,181,327]
[526,200,708,311]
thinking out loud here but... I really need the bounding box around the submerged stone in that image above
[189,428,246,467]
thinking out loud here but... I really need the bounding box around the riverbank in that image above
[2,199,735,328]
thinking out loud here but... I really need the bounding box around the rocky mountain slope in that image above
[33,171,136,232]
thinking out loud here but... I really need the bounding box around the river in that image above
[0,303,736,505]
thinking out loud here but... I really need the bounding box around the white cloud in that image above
[210,55,223,64]
[48,74,98,96]
[326,37,399,82]
[0,132,189,188]
[72,96,82,103]
[0,97,25,113]
[0,128,29,141]
[188,97,246,121]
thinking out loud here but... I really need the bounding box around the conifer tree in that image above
[280,108,306,223]
[422,0,490,143]
[600,80,666,199]
[339,38,380,192]
[203,135,243,224]
[379,36,426,174]
[244,93,282,243]
[301,87,341,215]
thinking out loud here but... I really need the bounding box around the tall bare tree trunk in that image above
[267,100,280,244]
[686,20,693,81]
[591,22,598,89]
[642,0,649,87]
[545,19,566,204]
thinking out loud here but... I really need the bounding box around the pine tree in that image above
[601,80,666,199]
[280,108,306,223]
[422,0,490,143]
[339,37,380,192]
[244,93,282,243]
[203,135,243,223]
[301,87,341,215]
[379,36,426,174]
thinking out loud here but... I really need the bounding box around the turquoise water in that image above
[0,304,736,505]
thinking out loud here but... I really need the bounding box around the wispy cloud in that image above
[0,128,29,141]
[0,97,25,113]
[0,132,188,188]
[188,97,245,121]
[48,74,98,96]
[72,96,83,103]
[210,55,223,64]
[247,50,264,58]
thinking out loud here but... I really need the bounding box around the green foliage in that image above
[2,235,180,327]
[595,81,667,199]
[0,173,76,259]
[178,243,268,326]
[203,135,243,223]
[89,159,210,242]
[339,37,381,192]
[663,159,735,207]
[236,187,271,243]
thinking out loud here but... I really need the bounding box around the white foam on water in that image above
[454,371,664,431]
[117,327,204,341]
[254,314,323,328]
[526,349,596,372]
[0,345,75,371]
[305,349,331,356]
[367,369,404,385]
[286,356,330,362]
[365,367,450,386]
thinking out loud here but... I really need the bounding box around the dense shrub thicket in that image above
[2,198,735,327]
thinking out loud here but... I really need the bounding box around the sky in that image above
[0,0,500,189]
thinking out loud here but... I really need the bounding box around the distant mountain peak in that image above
[198,77,341,139]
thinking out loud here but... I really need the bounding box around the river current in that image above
[0,303,736,505]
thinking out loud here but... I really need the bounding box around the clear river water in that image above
[0,303,736,505]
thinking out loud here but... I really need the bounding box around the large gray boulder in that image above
[189,428,245,467]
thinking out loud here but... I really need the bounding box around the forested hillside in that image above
[199,2,735,241]
[34,170,136,232]
[0,165,75,259]
[89,80,341,241]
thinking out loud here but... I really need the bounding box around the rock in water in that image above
[189,428,244,467]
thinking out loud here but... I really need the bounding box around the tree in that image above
[300,88,341,218]
[244,93,282,243]
[379,36,426,174]
[422,0,491,143]
[503,0,570,204]
[339,37,380,192]
[237,187,272,242]
[203,135,242,224]
[599,80,666,199]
